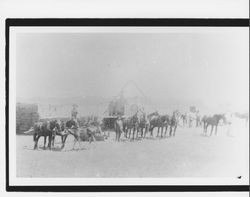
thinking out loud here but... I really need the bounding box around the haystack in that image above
[16,103,39,133]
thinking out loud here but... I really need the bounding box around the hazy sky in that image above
[16,29,249,111]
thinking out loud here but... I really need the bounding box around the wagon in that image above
[79,126,105,141]
[102,116,118,131]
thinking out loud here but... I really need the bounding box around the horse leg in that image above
[34,135,40,150]
[52,135,55,148]
[72,137,77,150]
[78,136,82,149]
[48,135,52,150]
[118,131,121,142]
[166,125,169,136]
[210,126,213,136]
[173,125,177,136]
[62,135,68,149]
[144,126,148,138]
[43,136,47,149]
[146,125,149,138]
[151,126,154,137]
[204,123,207,134]
[60,136,64,149]
[132,128,135,140]
[89,133,95,144]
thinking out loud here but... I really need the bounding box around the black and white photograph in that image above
[7,22,249,188]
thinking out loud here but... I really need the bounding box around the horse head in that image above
[49,120,61,133]
[147,111,160,120]
[214,114,226,125]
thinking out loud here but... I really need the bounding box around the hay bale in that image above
[94,135,105,141]
[79,127,105,141]
[16,103,39,133]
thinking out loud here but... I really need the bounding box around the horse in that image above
[148,112,169,138]
[203,114,226,136]
[32,120,58,150]
[123,114,139,140]
[168,111,179,137]
[63,119,82,150]
[137,112,150,138]
[114,117,124,142]
[51,120,68,149]
[234,112,249,127]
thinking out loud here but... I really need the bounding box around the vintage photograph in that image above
[9,26,249,184]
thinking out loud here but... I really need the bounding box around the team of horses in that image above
[27,110,248,150]
[114,111,180,142]
[26,118,98,150]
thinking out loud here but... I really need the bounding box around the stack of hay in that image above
[79,126,105,141]
[16,103,39,134]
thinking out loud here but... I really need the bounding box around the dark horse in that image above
[148,112,170,138]
[123,113,139,140]
[62,119,82,150]
[114,117,124,142]
[33,120,59,150]
[203,114,226,136]
[51,120,68,149]
[137,112,150,138]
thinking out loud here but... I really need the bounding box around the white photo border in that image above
[6,18,249,191]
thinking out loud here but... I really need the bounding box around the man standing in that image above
[196,111,201,127]
[71,104,79,128]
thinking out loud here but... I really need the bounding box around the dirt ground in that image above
[16,119,248,178]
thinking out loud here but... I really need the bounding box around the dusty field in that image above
[16,119,248,178]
